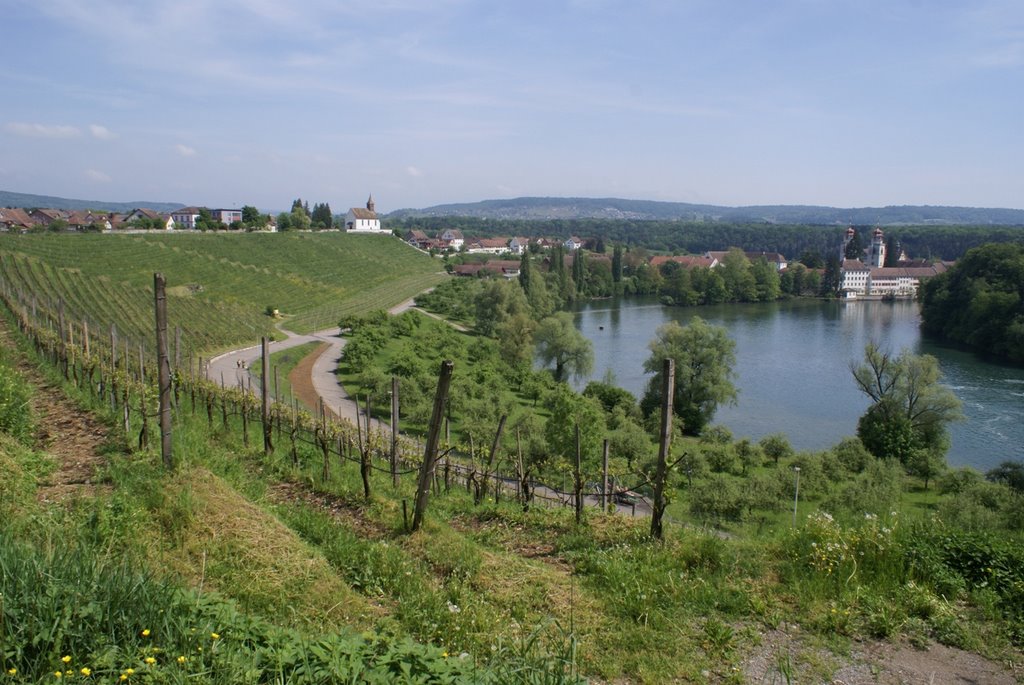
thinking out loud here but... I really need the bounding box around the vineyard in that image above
[0,232,446,354]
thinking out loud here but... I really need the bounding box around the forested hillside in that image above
[921,242,1024,364]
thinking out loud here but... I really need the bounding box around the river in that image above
[573,297,1024,472]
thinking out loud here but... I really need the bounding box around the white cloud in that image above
[5,122,80,138]
[175,143,197,157]
[85,168,111,183]
[89,124,117,140]
[406,165,423,177]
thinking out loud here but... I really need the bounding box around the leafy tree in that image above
[544,384,606,472]
[195,208,218,231]
[720,248,757,302]
[640,318,737,436]
[750,257,781,301]
[534,312,593,382]
[275,211,292,232]
[907,447,947,490]
[987,461,1024,494]
[495,312,536,369]
[759,433,793,466]
[311,202,333,229]
[612,244,624,284]
[474,279,528,338]
[884,236,901,267]
[517,251,532,292]
[851,342,963,464]
[830,436,873,474]
[241,205,261,226]
[799,249,824,269]
[289,206,312,231]
[820,253,841,296]
[844,228,864,259]
[291,198,310,217]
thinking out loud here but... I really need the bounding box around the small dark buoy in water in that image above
[599,326,604,330]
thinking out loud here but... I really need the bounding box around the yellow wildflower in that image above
[79,667,91,676]
[141,629,151,637]
[124,669,134,675]
[54,672,62,679]
[210,633,220,640]
[61,657,72,664]
[7,668,16,676]
[144,657,156,665]
[119,677,127,682]
[177,656,186,664]
[442,652,449,658]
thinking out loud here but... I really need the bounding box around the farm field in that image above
[0,232,446,355]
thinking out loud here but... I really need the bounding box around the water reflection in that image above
[574,297,1024,471]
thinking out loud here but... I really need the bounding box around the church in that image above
[344,195,385,233]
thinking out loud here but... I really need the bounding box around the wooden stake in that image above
[411,360,453,532]
[154,274,173,469]
[261,337,272,456]
[650,357,675,540]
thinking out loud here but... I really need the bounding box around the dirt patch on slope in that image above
[743,627,1021,684]
[0,317,111,503]
[288,342,333,415]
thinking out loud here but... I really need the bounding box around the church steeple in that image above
[366,194,375,213]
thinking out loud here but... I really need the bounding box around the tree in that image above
[986,461,1024,494]
[720,248,756,302]
[475,279,528,338]
[517,251,532,292]
[276,211,292,231]
[759,433,793,466]
[612,244,624,284]
[851,342,963,463]
[311,202,333,229]
[820,253,841,296]
[884,236,901,267]
[799,249,824,269]
[641,318,737,436]
[241,205,261,226]
[534,312,594,383]
[844,228,864,259]
[289,206,311,231]
[195,207,218,231]
[750,257,781,301]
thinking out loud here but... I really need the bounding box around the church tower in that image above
[868,227,886,267]
[366,194,375,213]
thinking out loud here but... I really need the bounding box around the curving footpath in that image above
[205,295,653,517]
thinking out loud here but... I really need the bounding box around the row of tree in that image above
[390,217,1024,262]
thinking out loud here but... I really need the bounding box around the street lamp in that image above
[792,466,801,526]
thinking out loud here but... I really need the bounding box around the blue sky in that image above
[2,0,1022,213]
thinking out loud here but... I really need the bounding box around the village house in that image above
[170,207,202,230]
[564,236,583,251]
[508,237,530,255]
[451,260,521,279]
[211,209,242,226]
[345,195,384,233]
[650,254,719,270]
[704,250,787,270]
[439,228,465,250]
[0,207,35,232]
[464,237,511,255]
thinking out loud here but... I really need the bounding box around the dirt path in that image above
[0,318,110,503]
[288,341,332,415]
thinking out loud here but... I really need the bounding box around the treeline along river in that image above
[573,297,1024,472]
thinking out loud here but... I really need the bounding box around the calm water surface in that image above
[573,297,1024,471]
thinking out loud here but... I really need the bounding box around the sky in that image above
[2,0,1023,213]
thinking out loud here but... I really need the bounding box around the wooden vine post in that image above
[154,273,173,470]
[411,360,453,532]
[574,423,583,525]
[390,375,400,488]
[650,357,675,540]
[261,337,273,456]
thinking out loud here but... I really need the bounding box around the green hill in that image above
[0,188,185,213]
[0,232,446,354]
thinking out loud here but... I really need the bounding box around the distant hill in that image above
[388,196,1024,226]
[0,189,185,213]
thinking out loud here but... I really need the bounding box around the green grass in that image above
[6,292,1024,684]
[0,232,447,354]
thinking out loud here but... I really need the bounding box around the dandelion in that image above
[144,657,156,665]
[6,669,16,676]
[141,629,151,638]
[177,656,186,664]
[124,669,134,676]
[442,652,449,658]
[79,667,91,676]
[62,657,72,664]
[54,672,63,679]
[210,633,220,640]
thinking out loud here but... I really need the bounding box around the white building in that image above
[439,228,464,250]
[345,195,384,233]
[170,207,201,230]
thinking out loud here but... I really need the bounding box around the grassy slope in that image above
[0,232,446,354]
